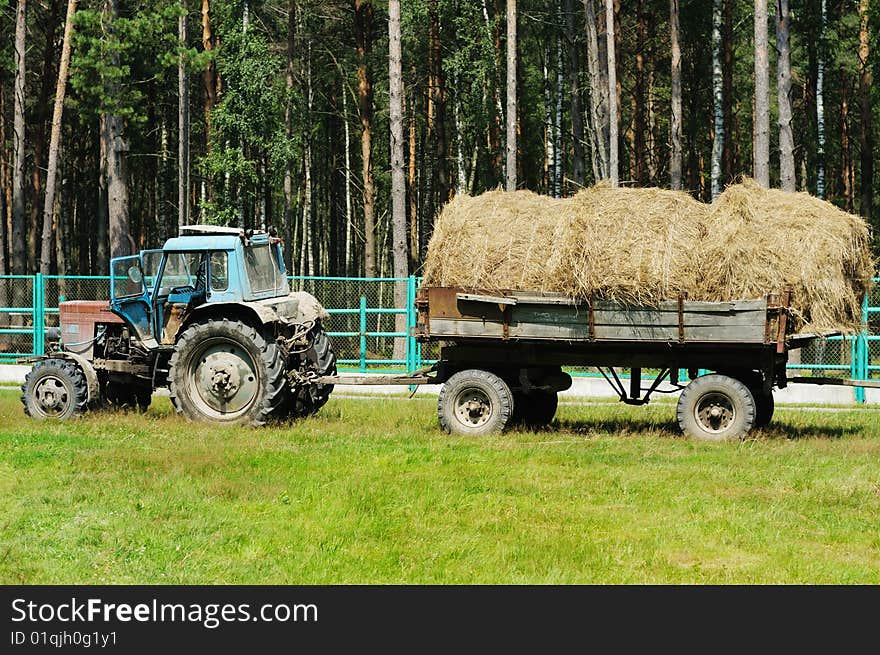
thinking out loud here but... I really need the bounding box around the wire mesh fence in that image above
[2,274,879,399]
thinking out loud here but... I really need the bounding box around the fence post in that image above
[855,293,869,403]
[406,275,416,373]
[33,273,45,357]
[359,295,367,373]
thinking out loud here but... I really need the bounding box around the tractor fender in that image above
[178,292,329,339]
[56,351,100,405]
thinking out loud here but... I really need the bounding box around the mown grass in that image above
[0,388,878,584]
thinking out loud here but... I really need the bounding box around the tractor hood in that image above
[200,291,329,327]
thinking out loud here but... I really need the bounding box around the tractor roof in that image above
[163,225,271,252]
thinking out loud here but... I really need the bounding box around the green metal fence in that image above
[0,274,877,401]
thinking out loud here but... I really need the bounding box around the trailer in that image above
[317,285,879,441]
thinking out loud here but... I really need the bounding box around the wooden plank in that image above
[456,292,518,306]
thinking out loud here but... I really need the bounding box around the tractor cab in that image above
[110,226,290,347]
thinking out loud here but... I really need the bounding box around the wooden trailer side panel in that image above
[417,287,778,345]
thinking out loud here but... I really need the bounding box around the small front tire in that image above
[21,358,89,420]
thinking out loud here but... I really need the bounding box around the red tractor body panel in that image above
[59,301,124,360]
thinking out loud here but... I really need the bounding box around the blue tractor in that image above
[21,226,336,425]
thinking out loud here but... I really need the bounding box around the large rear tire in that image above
[676,374,756,442]
[168,319,287,426]
[21,358,89,420]
[438,369,515,436]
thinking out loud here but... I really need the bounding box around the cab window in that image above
[210,252,229,291]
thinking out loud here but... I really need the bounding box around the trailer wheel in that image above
[169,318,287,426]
[676,374,756,441]
[752,389,774,428]
[438,369,514,436]
[512,390,558,428]
[21,358,89,420]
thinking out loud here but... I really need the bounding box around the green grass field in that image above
[1,388,878,584]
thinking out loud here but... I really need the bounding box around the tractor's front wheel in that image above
[169,319,287,426]
[21,358,89,420]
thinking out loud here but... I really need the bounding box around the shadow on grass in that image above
[528,417,862,441]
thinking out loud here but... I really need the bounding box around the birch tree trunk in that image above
[583,0,608,180]
[565,0,585,187]
[283,0,296,272]
[389,0,408,361]
[669,0,682,190]
[355,0,376,277]
[711,0,723,199]
[505,0,517,191]
[178,1,190,229]
[96,115,109,272]
[754,0,770,187]
[40,0,78,274]
[605,0,618,187]
[816,0,826,198]
[12,0,27,276]
[344,86,355,275]
[0,84,7,278]
[858,0,872,219]
[776,0,795,192]
[543,51,555,193]
[554,26,564,195]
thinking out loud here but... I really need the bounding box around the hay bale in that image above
[421,185,709,305]
[697,178,874,332]
[552,185,709,305]
[421,189,567,291]
[422,180,874,333]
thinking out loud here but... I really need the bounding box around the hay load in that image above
[421,179,874,333]
[698,178,874,332]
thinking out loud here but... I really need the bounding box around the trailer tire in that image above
[677,374,756,441]
[512,390,558,428]
[169,318,287,426]
[752,389,774,428]
[438,369,514,436]
[21,358,89,420]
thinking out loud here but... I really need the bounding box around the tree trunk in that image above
[40,0,78,274]
[722,0,735,177]
[355,0,376,277]
[858,0,872,219]
[711,0,723,199]
[583,0,608,180]
[12,0,27,277]
[408,90,419,270]
[96,115,109,273]
[505,0,517,191]
[817,0,826,198]
[389,0,408,361]
[103,0,130,260]
[776,0,795,192]
[840,73,853,211]
[429,1,449,205]
[565,0,585,187]
[201,0,217,152]
[669,0,682,190]
[345,87,355,275]
[633,0,647,184]
[0,82,7,277]
[283,0,296,272]
[178,1,190,229]
[753,0,770,187]
[554,23,563,195]
[605,0,618,186]
[543,49,554,194]
[29,0,62,272]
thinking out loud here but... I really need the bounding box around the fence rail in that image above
[0,274,877,402]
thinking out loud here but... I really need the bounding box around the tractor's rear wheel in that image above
[287,324,336,417]
[169,319,287,426]
[21,358,89,420]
